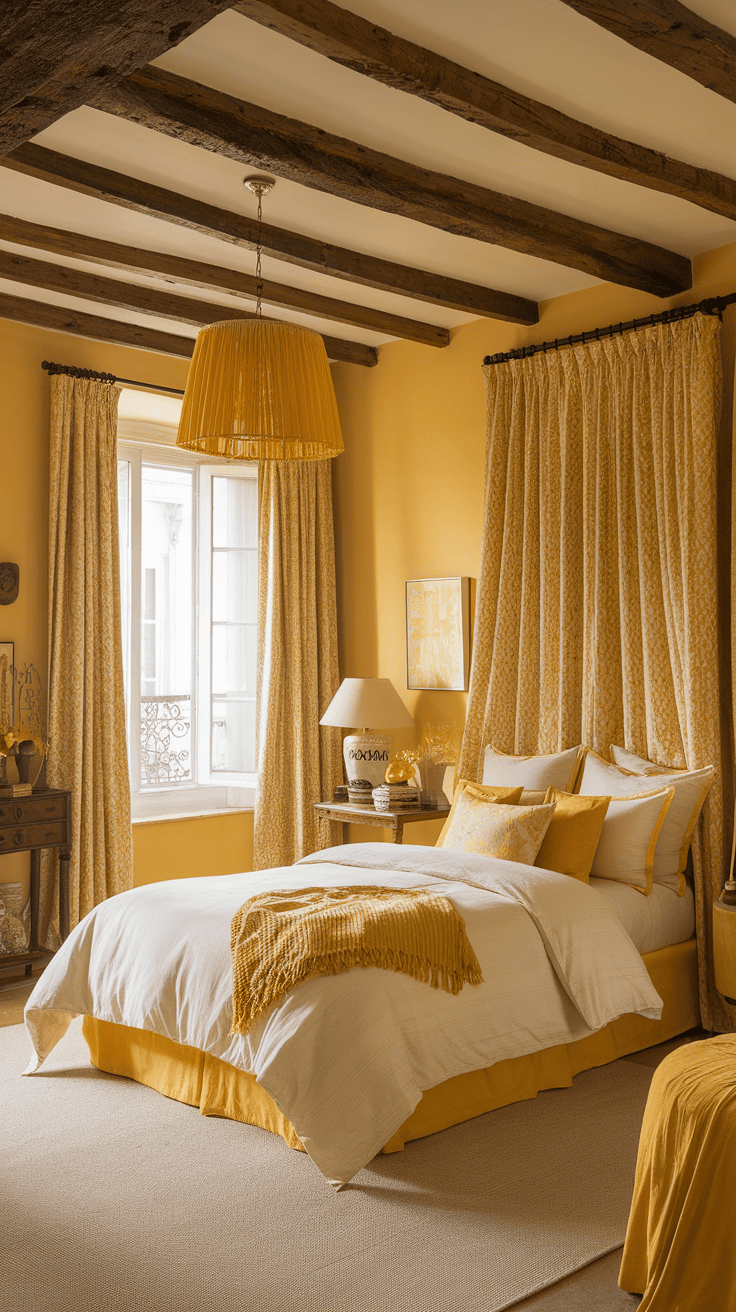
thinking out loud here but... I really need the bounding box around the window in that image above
[117,397,257,819]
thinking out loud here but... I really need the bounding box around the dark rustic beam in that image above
[0,249,378,366]
[1,144,539,323]
[0,0,231,156]
[0,290,199,359]
[233,0,736,223]
[93,66,692,298]
[0,212,449,347]
[559,0,736,107]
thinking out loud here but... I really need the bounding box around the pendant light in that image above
[176,176,344,460]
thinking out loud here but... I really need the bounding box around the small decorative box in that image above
[372,783,420,812]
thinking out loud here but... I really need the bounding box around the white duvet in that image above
[24,843,661,1186]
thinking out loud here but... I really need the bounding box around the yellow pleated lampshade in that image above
[176,318,344,459]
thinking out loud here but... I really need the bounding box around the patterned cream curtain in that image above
[459,314,732,1031]
[254,460,343,868]
[40,376,132,947]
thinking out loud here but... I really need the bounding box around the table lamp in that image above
[320,678,414,803]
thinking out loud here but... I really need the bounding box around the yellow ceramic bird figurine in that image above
[385,759,414,784]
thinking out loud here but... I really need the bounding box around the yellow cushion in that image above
[439,792,555,862]
[535,787,610,883]
[437,779,524,846]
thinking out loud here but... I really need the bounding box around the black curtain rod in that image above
[41,360,185,397]
[482,292,736,366]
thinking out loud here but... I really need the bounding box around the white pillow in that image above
[590,788,675,895]
[582,750,713,895]
[482,745,585,798]
[609,745,682,776]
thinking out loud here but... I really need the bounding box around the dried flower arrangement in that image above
[392,722,461,810]
[394,721,461,770]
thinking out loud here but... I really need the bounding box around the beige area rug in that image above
[1,1020,651,1312]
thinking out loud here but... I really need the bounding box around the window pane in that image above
[140,464,193,786]
[212,699,256,773]
[212,624,257,694]
[212,550,258,624]
[210,471,258,776]
[117,460,131,714]
[212,475,257,548]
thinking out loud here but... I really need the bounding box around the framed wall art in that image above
[405,577,471,691]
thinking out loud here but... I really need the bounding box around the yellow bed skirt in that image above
[82,937,699,1156]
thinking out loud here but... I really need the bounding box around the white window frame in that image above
[118,437,258,821]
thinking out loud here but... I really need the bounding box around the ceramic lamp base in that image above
[343,732,392,797]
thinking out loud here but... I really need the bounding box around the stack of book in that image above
[371,782,420,812]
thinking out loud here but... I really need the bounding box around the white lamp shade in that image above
[320,678,414,730]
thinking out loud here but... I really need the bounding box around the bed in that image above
[24,842,699,1187]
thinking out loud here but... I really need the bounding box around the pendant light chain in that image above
[244,175,275,320]
[255,191,263,318]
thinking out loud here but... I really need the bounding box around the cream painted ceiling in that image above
[3,0,736,356]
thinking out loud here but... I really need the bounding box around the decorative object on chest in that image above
[0,564,18,605]
[0,656,46,797]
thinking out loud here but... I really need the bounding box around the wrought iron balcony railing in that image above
[140,693,191,787]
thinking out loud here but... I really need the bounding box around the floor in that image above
[1,962,708,1312]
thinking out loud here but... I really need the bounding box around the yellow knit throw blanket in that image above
[230,884,484,1035]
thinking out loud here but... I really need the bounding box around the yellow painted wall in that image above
[331,241,736,844]
[1,239,735,886]
[0,317,255,908]
[132,811,254,886]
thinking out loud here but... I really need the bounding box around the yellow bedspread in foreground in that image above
[619,1033,736,1311]
[83,937,699,1157]
[230,885,483,1034]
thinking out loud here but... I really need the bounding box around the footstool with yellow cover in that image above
[619,1035,736,1311]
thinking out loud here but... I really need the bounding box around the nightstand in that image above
[314,799,451,845]
[0,788,72,976]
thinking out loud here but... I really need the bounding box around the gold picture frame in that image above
[405,577,470,691]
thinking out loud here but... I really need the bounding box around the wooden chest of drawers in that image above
[0,787,72,975]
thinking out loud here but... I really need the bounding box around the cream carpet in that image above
[1,1020,651,1312]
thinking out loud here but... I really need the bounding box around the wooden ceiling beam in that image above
[0,290,201,360]
[0,212,449,347]
[234,0,736,223]
[93,66,692,298]
[1,144,539,324]
[558,0,736,107]
[0,0,232,156]
[0,248,377,366]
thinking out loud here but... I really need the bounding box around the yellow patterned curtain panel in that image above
[254,460,343,869]
[459,314,731,1031]
[40,376,133,947]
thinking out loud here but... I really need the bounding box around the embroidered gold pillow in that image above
[439,793,555,863]
[534,787,610,883]
[437,780,524,846]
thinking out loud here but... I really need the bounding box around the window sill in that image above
[131,783,256,822]
[132,807,253,826]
